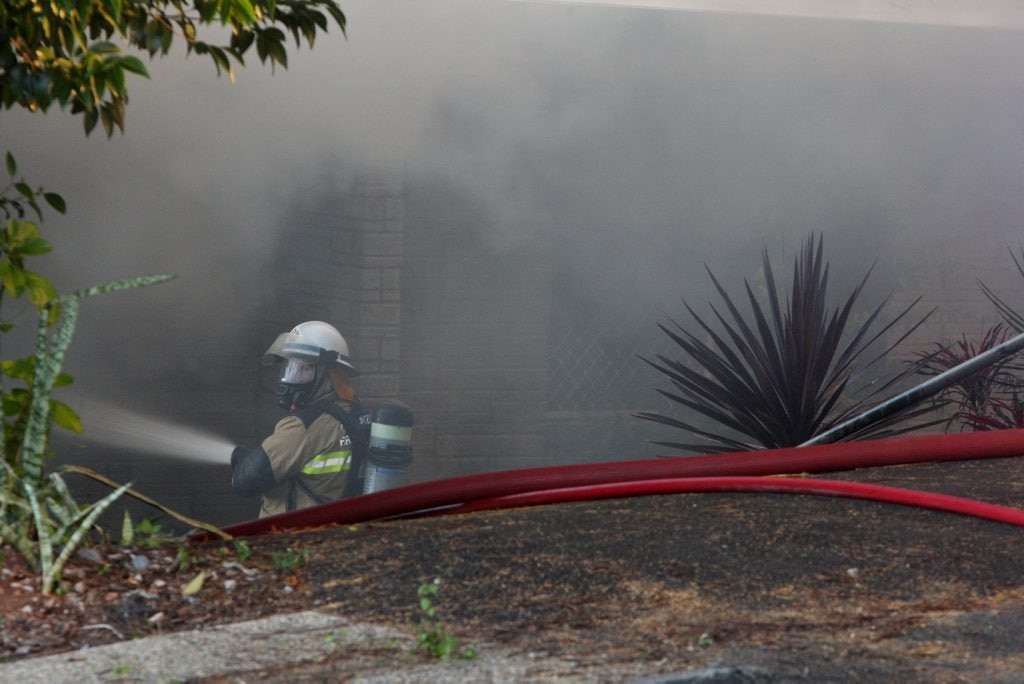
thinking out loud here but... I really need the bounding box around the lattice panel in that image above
[547,302,678,412]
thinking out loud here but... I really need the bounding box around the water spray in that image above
[68,395,234,465]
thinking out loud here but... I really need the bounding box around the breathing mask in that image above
[276,357,320,409]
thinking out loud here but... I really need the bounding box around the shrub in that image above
[637,234,939,453]
[911,324,1024,432]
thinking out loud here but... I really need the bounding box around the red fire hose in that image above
[192,428,1024,541]
[444,476,1024,526]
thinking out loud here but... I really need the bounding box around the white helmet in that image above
[264,322,358,409]
[263,321,359,376]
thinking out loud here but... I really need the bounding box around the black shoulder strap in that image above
[309,398,371,499]
[283,404,337,511]
[294,402,328,428]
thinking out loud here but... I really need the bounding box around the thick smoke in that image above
[2,0,1024,441]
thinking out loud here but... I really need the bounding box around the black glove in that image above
[230,446,276,498]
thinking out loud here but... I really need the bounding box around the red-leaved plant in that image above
[911,324,1024,431]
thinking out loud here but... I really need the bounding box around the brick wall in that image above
[270,172,561,482]
[399,181,551,480]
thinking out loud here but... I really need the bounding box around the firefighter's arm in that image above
[230,446,276,498]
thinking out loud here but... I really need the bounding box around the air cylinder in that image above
[362,401,414,494]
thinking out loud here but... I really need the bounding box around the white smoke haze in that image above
[511,0,1024,30]
[3,0,1024,468]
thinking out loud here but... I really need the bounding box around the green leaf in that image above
[51,400,83,433]
[15,182,33,201]
[269,40,288,69]
[232,30,255,53]
[230,0,259,25]
[2,395,25,417]
[100,107,114,137]
[107,65,126,98]
[52,371,74,388]
[68,273,175,300]
[0,258,27,298]
[325,4,347,35]
[46,301,61,326]
[14,238,52,256]
[255,32,268,62]
[2,357,35,381]
[90,41,120,54]
[182,20,197,44]
[197,0,217,23]
[52,77,72,106]
[83,108,100,136]
[25,271,58,307]
[43,193,66,214]
[4,152,15,177]
[117,55,149,78]
[43,480,133,593]
[121,509,134,546]
[27,198,43,222]
[209,46,231,77]
[7,217,43,246]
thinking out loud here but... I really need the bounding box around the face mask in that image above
[276,358,318,409]
[281,358,316,384]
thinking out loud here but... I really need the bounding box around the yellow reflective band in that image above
[301,449,351,475]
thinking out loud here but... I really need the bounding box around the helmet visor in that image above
[280,357,317,385]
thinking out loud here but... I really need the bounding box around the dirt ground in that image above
[4,456,1024,681]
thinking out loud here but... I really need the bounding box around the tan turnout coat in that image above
[257,394,356,518]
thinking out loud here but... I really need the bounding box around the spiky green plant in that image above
[0,275,175,592]
[0,160,228,593]
[637,235,939,453]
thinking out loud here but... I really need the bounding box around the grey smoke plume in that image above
[2,0,1024,438]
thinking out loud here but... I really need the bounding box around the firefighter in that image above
[230,321,370,517]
